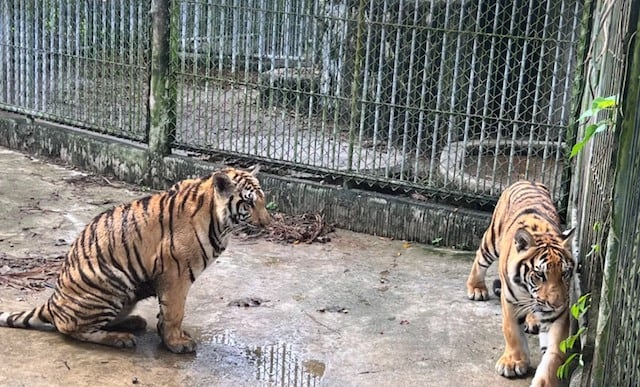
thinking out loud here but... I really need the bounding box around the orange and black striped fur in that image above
[0,166,270,353]
[466,181,575,387]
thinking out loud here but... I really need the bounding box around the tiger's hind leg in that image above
[523,313,540,335]
[103,304,147,332]
[105,315,147,332]
[67,328,137,348]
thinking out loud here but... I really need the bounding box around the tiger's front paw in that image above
[466,283,489,301]
[530,375,557,387]
[495,352,530,378]
[163,330,197,354]
[531,351,562,387]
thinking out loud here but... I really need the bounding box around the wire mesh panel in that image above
[171,0,584,207]
[0,0,150,141]
[600,115,640,387]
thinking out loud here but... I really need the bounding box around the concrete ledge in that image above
[0,112,490,249]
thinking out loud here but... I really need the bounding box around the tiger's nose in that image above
[251,199,271,226]
[257,209,271,226]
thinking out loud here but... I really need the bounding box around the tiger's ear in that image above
[212,172,235,198]
[561,227,575,241]
[561,227,575,247]
[514,228,535,253]
[248,164,261,176]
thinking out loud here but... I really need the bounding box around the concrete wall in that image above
[0,112,490,250]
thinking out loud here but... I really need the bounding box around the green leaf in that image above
[578,108,595,121]
[557,353,579,379]
[560,338,568,353]
[594,123,609,134]
[571,303,580,319]
[577,293,591,313]
[570,124,599,158]
[557,363,568,379]
[265,201,279,211]
[592,95,617,109]
[593,222,601,232]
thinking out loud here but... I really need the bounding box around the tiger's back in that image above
[466,180,575,386]
[0,166,270,353]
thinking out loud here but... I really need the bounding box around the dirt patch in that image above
[0,253,63,291]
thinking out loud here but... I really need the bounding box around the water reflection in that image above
[211,330,324,387]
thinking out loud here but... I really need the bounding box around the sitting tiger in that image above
[466,180,575,387]
[0,166,270,353]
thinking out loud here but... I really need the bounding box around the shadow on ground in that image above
[0,147,537,387]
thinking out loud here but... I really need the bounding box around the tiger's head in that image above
[510,227,575,317]
[212,166,271,227]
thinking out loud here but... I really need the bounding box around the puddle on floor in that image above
[202,330,325,386]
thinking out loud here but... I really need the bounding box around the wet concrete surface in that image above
[0,147,537,386]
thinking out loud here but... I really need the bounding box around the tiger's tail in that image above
[0,303,53,330]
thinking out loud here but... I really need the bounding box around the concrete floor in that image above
[0,146,537,387]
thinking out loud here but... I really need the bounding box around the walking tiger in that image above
[0,166,270,353]
[466,180,575,387]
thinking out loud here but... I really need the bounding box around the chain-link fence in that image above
[1,0,586,208]
[169,0,585,207]
[568,0,640,385]
[0,0,150,141]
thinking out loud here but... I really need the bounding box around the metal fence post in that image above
[148,0,176,159]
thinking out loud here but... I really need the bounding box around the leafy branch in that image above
[557,293,592,379]
[570,95,618,158]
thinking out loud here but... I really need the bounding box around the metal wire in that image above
[0,0,150,141]
[169,0,584,206]
[0,0,585,207]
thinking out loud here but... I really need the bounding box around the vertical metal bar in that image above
[357,0,377,172]
[33,0,40,111]
[231,0,239,73]
[317,0,329,169]
[399,0,420,180]
[49,0,56,115]
[193,1,202,147]
[428,0,451,184]
[0,1,5,103]
[474,0,501,193]
[310,0,321,168]
[57,0,65,117]
[348,0,365,171]
[242,1,252,156]
[18,0,25,108]
[128,0,137,135]
[525,0,553,182]
[372,0,389,172]
[256,0,265,157]
[413,2,434,184]
[506,0,535,187]
[330,4,347,170]
[203,0,214,146]
[442,0,467,187]
[74,0,81,119]
[39,0,46,111]
[217,0,224,75]
[266,0,278,158]
[109,0,117,127]
[460,0,482,190]
[283,0,293,162]
[490,1,518,194]
[384,0,404,178]
[554,0,580,198]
